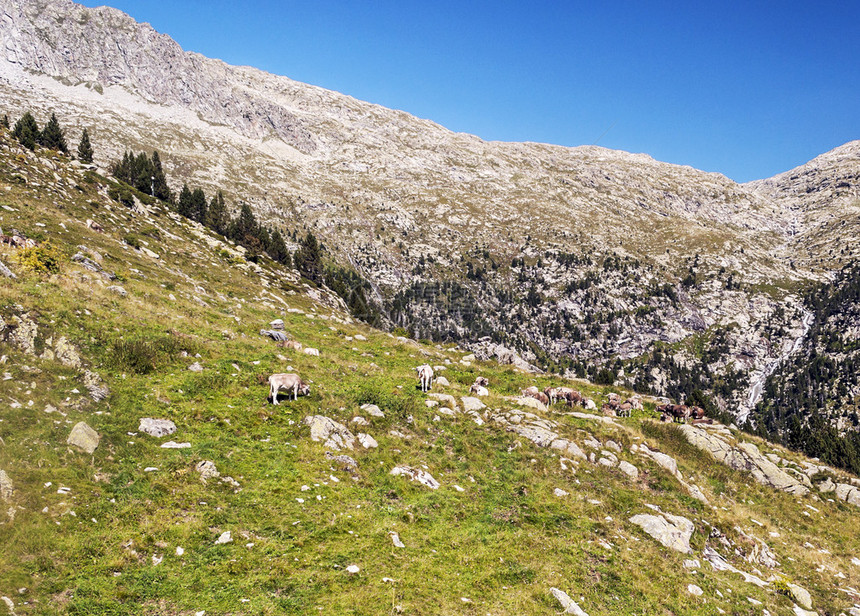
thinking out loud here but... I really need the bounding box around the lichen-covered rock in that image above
[460,396,485,412]
[0,470,13,501]
[390,466,440,489]
[196,460,220,482]
[67,422,100,453]
[619,461,639,479]
[679,425,809,496]
[304,415,356,450]
[629,509,694,554]
[360,404,385,417]
[139,418,177,438]
[357,433,378,449]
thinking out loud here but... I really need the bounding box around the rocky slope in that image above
[2,130,860,615]
[0,0,858,428]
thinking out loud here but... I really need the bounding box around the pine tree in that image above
[177,184,194,218]
[267,229,289,265]
[150,151,170,201]
[231,202,258,241]
[1,115,8,129]
[12,112,39,151]
[112,151,134,184]
[205,191,228,235]
[191,188,207,223]
[294,232,324,284]
[133,152,154,194]
[39,113,68,153]
[77,128,93,163]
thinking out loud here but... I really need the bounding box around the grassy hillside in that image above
[2,132,860,615]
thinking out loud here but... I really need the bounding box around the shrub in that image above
[123,234,141,249]
[15,241,63,274]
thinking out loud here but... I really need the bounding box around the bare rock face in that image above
[679,424,809,496]
[67,421,100,453]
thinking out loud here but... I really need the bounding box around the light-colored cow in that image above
[470,384,489,397]
[416,364,434,392]
[268,373,310,404]
[303,347,320,356]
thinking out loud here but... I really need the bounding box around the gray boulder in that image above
[67,422,100,453]
[0,470,12,500]
[629,509,694,554]
[304,415,356,450]
[139,418,177,438]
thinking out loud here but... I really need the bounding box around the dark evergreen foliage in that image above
[39,113,68,153]
[12,111,39,150]
[151,151,170,201]
[77,127,94,163]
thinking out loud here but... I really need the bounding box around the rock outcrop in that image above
[304,415,356,451]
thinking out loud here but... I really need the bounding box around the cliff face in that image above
[0,0,858,424]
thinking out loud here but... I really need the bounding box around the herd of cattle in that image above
[265,363,706,424]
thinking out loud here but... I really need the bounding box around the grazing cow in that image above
[416,364,434,392]
[474,376,489,387]
[667,404,691,423]
[617,402,633,417]
[543,386,559,405]
[470,383,489,397]
[268,373,310,404]
[690,406,706,420]
[534,392,550,406]
[565,390,583,407]
[278,340,303,351]
[521,386,540,398]
[601,404,617,417]
[86,219,103,232]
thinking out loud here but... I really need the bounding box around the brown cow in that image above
[268,373,310,404]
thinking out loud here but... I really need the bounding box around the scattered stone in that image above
[619,461,639,479]
[792,606,817,616]
[83,370,110,401]
[303,347,320,356]
[629,509,694,554]
[354,334,366,341]
[702,547,768,587]
[550,587,589,616]
[304,415,356,450]
[196,460,220,482]
[139,418,177,438]
[605,440,622,452]
[215,531,232,545]
[360,404,385,418]
[161,441,191,449]
[325,452,359,473]
[425,400,439,408]
[389,531,405,548]
[188,362,203,372]
[107,285,127,297]
[427,393,457,409]
[346,565,360,574]
[0,470,12,501]
[787,583,812,610]
[639,444,680,479]
[351,416,369,425]
[554,488,569,498]
[683,559,700,569]
[1,596,14,614]
[269,319,284,330]
[67,422,100,453]
[390,466,440,489]
[461,396,485,412]
[434,376,450,387]
[260,329,288,342]
[357,433,378,449]
[0,258,15,279]
[512,396,547,412]
[835,483,860,507]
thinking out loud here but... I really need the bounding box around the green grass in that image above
[0,133,859,615]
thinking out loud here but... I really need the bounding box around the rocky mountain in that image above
[0,0,858,435]
[3,126,860,615]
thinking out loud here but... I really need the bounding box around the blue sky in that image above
[78,0,859,182]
